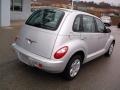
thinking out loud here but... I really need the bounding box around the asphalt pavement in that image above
[0,25,120,90]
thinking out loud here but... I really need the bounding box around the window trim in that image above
[94,18,106,33]
[82,15,96,33]
[72,14,83,32]
[25,9,65,31]
[93,17,100,33]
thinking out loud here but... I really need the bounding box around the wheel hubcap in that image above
[109,44,114,55]
[70,59,80,77]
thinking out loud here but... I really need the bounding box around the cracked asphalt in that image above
[0,26,120,90]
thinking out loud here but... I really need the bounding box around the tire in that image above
[105,42,114,57]
[118,23,120,28]
[62,55,82,80]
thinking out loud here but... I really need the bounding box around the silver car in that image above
[12,7,115,80]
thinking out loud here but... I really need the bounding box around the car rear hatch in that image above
[16,8,66,59]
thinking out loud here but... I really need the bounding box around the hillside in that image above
[32,0,69,5]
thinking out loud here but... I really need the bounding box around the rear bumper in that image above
[12,43,65,73]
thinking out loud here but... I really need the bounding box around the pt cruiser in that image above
[12,7,115,80]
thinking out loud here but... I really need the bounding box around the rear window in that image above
[26,9,65,31]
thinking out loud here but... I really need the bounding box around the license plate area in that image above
[18,52,37,66]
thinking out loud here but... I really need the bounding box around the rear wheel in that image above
[105,42,114,57]
[63,55,82,80]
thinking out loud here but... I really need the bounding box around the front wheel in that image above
[63,55,82,80]
[105,42,115,57]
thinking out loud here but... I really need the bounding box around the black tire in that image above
[62,55,82,80]
[105,42,114,57]
[118,23,120,28]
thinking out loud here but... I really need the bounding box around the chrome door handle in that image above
[81,37,87,40]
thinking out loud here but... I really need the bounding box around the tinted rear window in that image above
[26,9,65,31]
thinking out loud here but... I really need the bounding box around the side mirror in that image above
[104,28,111,33]
[104,23,111,27]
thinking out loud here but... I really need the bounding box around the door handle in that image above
[81,37,87,40]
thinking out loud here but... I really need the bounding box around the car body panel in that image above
[16,25,58,58]
[12,43,66,73]
[16,11,69,59]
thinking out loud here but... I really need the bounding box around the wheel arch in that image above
[112,40,115,45]
[69,50,85,64]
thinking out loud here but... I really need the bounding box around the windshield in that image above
[26,9,65,31]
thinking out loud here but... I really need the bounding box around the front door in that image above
[95,18,110,50]
[80,15,100,55]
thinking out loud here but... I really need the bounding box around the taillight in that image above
[54,46,68,59]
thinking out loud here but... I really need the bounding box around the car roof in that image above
[37,7,100,19]
[59,8,99,19]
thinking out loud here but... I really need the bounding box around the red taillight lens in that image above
[54,46,68,59]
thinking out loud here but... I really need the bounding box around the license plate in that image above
[19,53,31,65]
[19,52,37,66]
[28,57,37,66]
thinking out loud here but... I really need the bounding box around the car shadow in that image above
[15,55,110,81]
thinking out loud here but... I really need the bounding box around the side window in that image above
[83,15,95,32]
[95,18,105,33]
[73,15,81,32]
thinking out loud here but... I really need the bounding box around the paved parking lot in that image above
[0,25,120,90]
